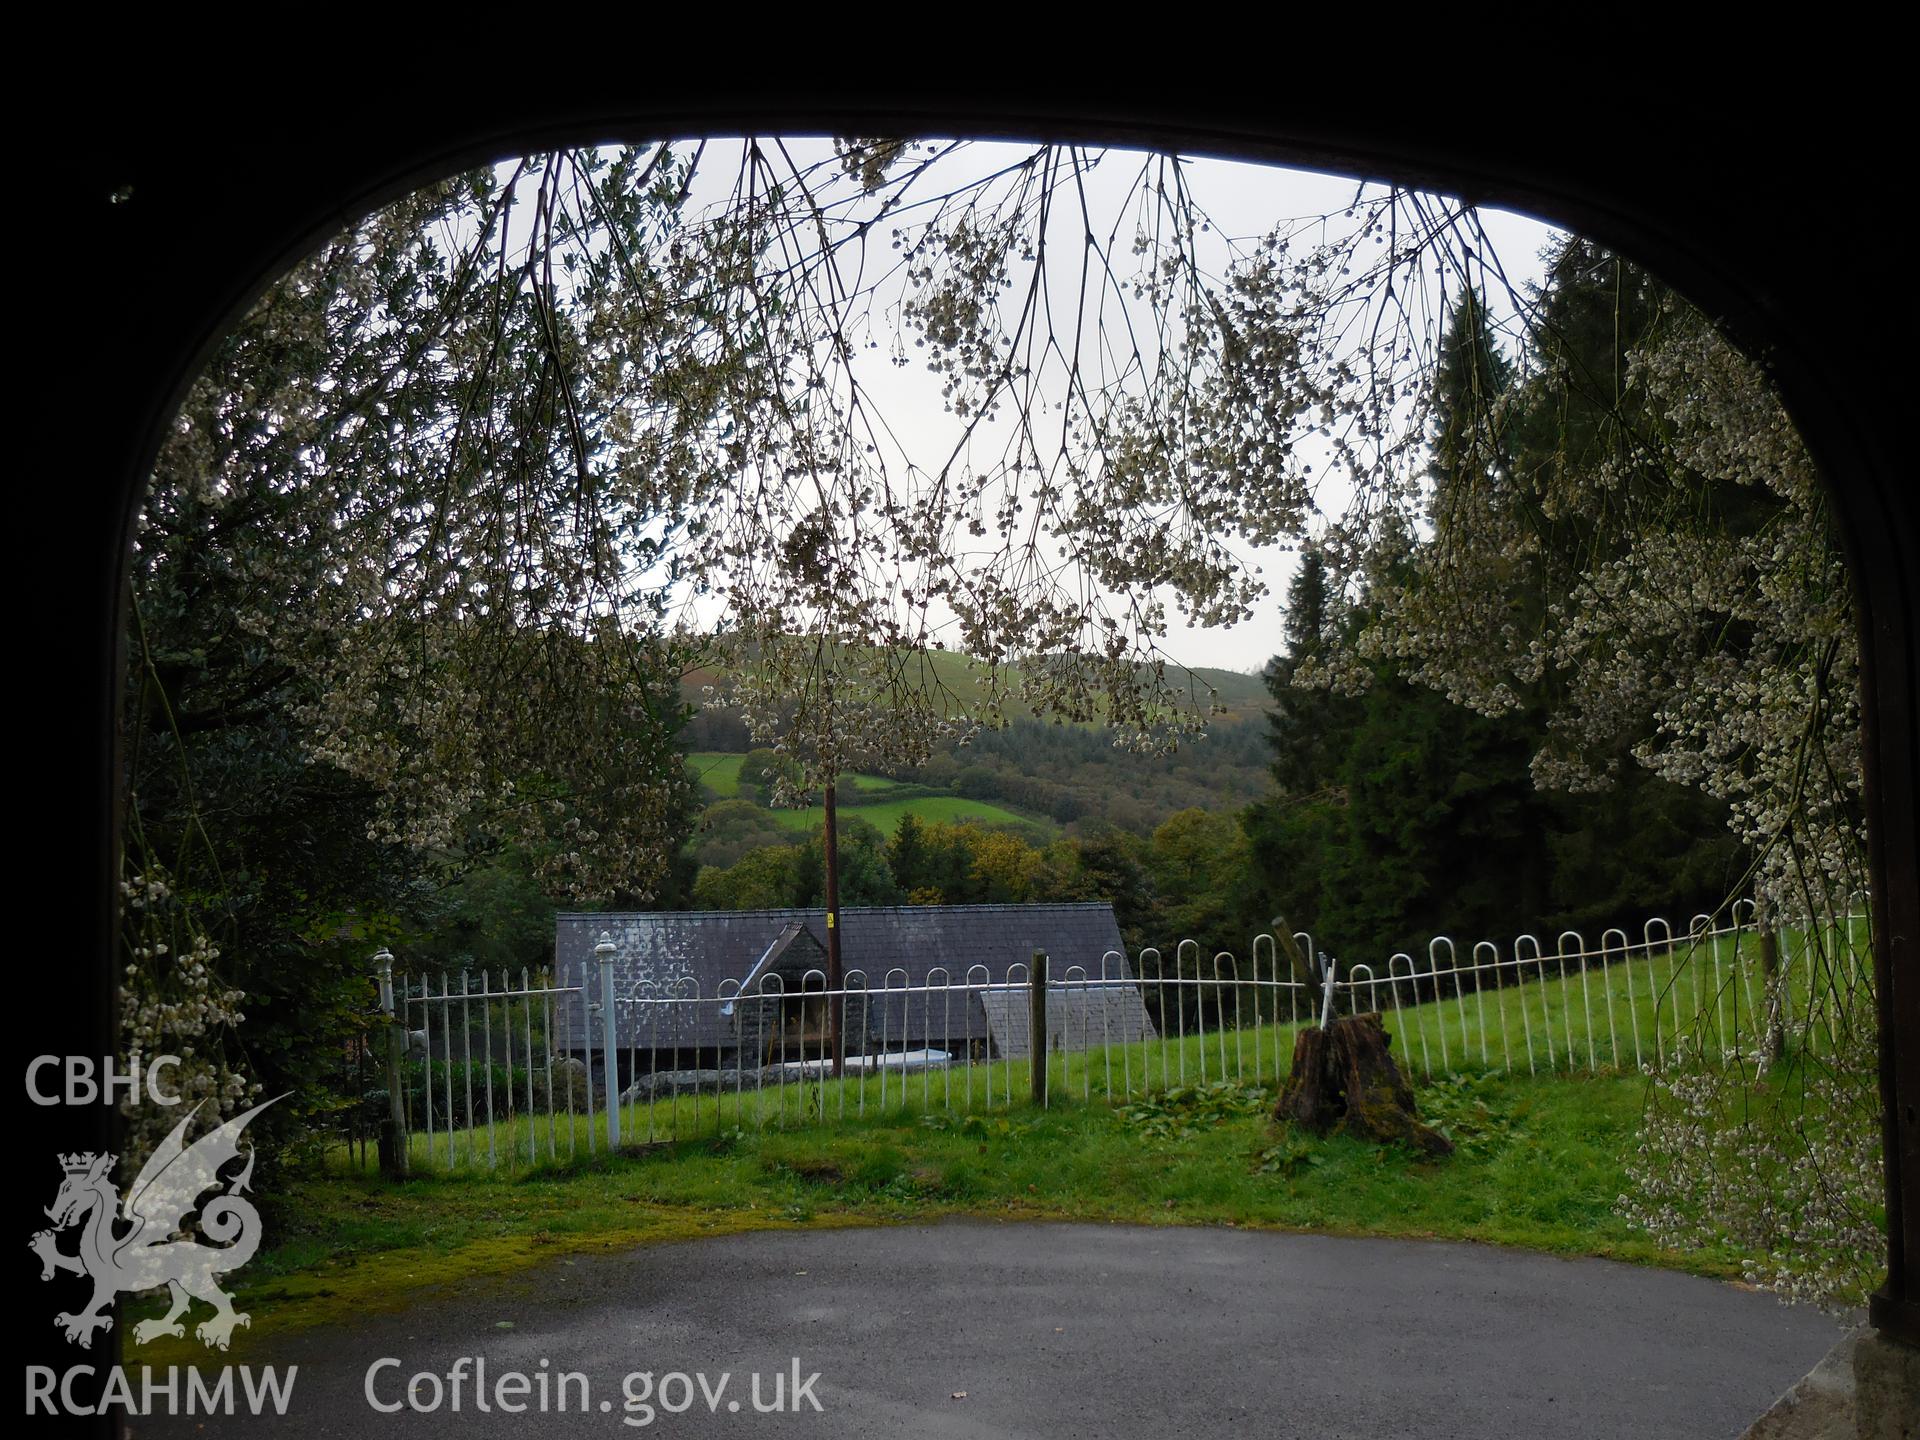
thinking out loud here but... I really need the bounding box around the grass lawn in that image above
[384,921,1857,1175]
[1366,918,1871,1081]
[129,923,1868,1364]
[142,1068,1717,1366]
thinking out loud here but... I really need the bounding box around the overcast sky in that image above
[641,140,1565,677]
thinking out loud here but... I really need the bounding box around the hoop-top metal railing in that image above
[359,897,1865,1170]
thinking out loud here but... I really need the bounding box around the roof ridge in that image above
[558,901,1116,921]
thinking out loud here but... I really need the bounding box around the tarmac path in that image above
[133,1220,1842,1438]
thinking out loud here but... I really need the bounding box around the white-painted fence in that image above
[345,897,1867,1172]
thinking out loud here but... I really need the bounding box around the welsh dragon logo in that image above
[29,1096,281,1351]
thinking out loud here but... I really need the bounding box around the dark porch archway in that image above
[34,92,1913,1430]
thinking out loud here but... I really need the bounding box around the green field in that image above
[687,751,746,796]
[688,751,1048,835]
[764,793,1043,835]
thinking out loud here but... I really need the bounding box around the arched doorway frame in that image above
[43,99,1914,1387]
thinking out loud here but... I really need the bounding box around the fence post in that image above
[597,932,621,1149]
[374,948,409,1179]
[1030,948,1049,1109]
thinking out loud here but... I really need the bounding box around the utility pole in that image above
[823,768,845,1077]
[1029,949,1049,1107]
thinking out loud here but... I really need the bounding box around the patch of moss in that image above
[124,1070,1772,1364]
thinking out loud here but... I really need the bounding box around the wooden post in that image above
[375,949,409,1179]
[1270,914,1316,989]
[1030,948,1048,1108]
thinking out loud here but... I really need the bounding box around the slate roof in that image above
[554,903,1132,1054]
[979,980,1159,1058]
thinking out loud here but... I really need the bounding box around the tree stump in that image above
[1275,1013,1453,1158]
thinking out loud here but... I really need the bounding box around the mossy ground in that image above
[131,935,1867,1368]
[128,1068,1743,1368]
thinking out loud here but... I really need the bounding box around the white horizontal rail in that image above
[353,900,1864,1171]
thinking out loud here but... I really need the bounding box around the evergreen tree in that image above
[1430,286,1515,486]
[1068,829,1158,957]
[1415,254,1742,914]
[886,814,931,896]
[1260,547,1358,803]
[1244,261,1747,971]
[792,819,905,909]
[1243,540,1356,948]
